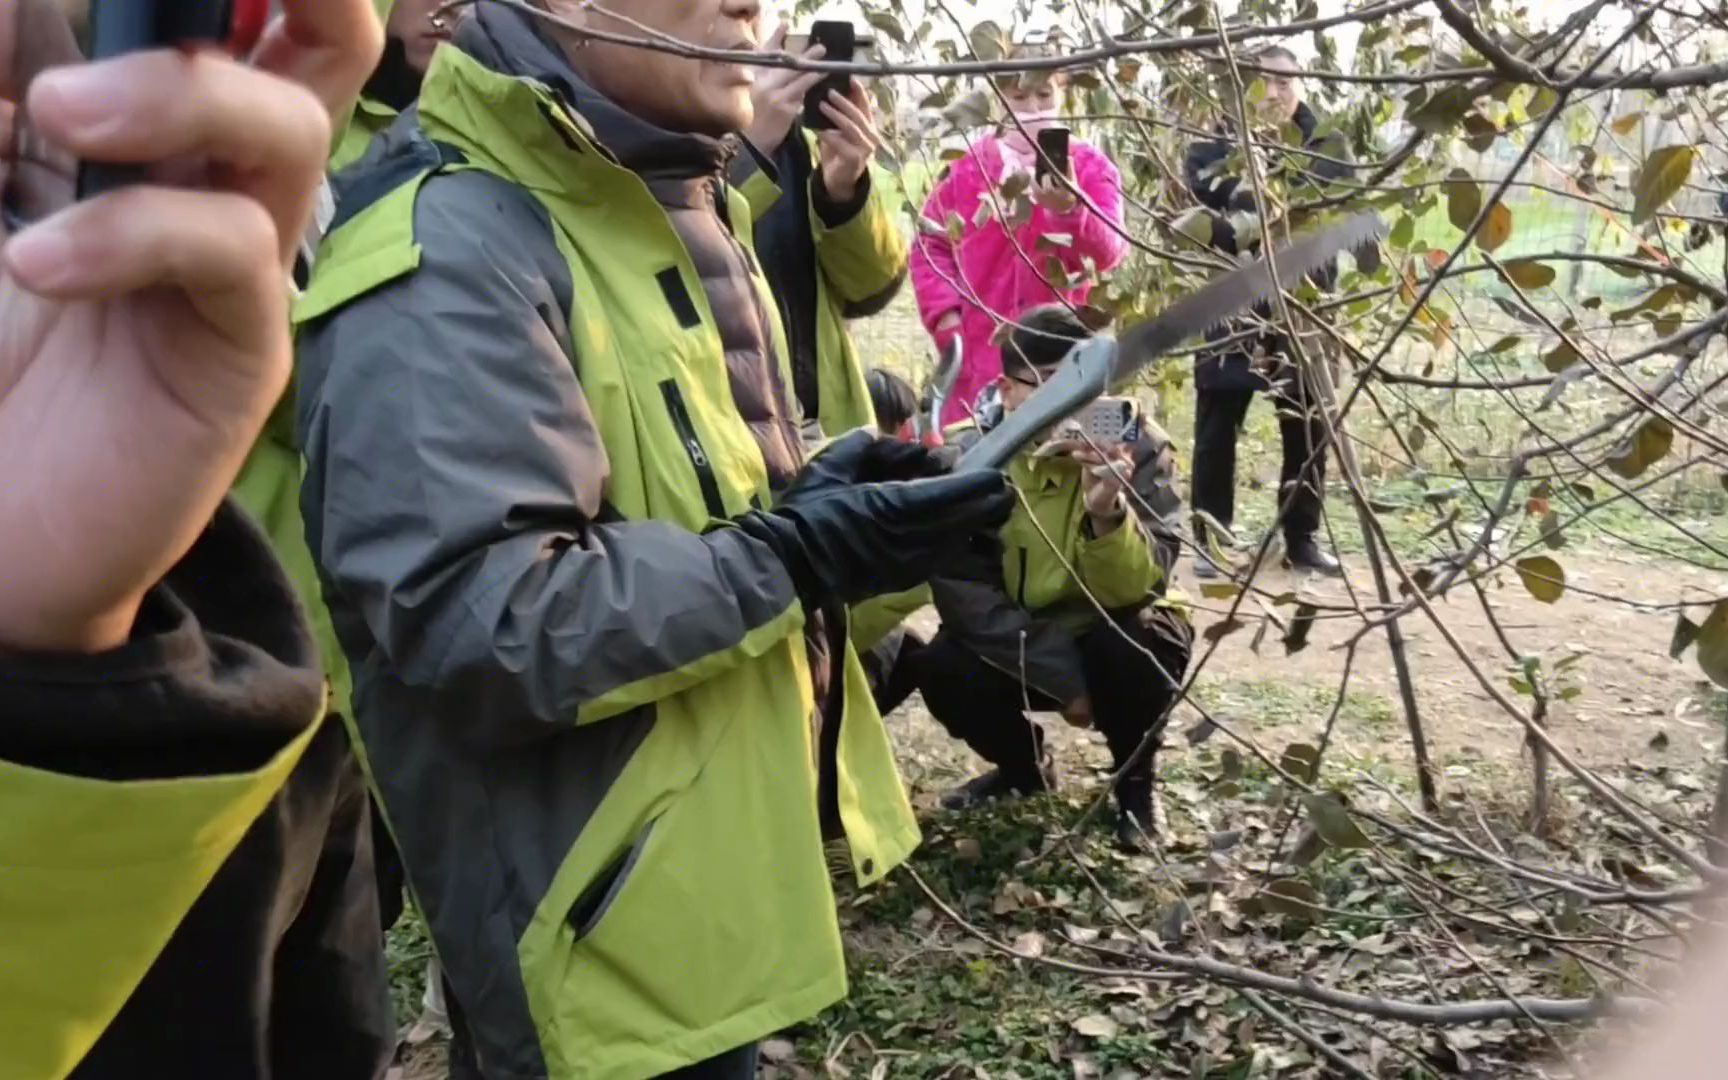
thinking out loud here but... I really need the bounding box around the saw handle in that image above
[954,336,1119,473]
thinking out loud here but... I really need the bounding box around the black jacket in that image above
[754,129,879,423]
[1184,102,1351,392]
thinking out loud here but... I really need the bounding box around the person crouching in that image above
[914,305,1195,848]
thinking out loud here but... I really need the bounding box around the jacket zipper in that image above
[660,380,727,520]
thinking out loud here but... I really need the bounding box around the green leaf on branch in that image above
[1505,260,1556,288]
[1605,417,1674,479]
[1540,511,1568,549]
[942,88,994,129]
[1633,145,1696,225]
[1445,169,1481,232]
[1408,85,1477,135]
[968,19,1007,60]
[1172,207,1214,248]
[1259,879,1321,919]
[1542,340,1580,373]
[864,10,906,45]
[1280,742,1322,784]
[1302,792,1370,849]
[1389,214,1415,251]
[1283,603,1319,655]
[1515,556,1566,604]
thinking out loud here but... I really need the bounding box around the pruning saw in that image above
[956,211,1387,473]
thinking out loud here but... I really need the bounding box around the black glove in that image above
[737,433,1014,607]
[789,429,953,491]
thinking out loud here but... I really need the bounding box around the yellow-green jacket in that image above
[292,8,919,1077]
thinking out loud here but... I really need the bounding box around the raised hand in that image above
[0,0,381,652]
[743,24,823,156]
[816,80,881,205]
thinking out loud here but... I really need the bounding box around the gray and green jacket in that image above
[293,7,918,1078]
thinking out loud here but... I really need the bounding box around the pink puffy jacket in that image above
[910,134,1128,425]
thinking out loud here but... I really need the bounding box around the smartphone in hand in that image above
[0,0,264,225]
[1051,396,1142,448]
[76,0,266,199]
[1034,126,1071,184]
[793,20,876,130]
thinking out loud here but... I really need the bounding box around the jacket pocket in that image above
[660,380,727,521]
[567,818,657,941]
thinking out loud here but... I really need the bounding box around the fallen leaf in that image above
[1012,931,1048,958]
[1072,1014,1121,1040]
[1303,791,1371,849]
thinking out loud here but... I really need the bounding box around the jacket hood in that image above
[454,3,731,183]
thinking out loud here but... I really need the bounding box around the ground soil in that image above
[885,551,1726,807]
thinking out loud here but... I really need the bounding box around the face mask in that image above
[1007,106,1062,137]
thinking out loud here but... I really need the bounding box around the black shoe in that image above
[1113,786,1165,852]
[1285,537,1344,577]
[941,754,1058,810]
[1191,554,1223,580]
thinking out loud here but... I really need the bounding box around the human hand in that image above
[743,25,822,157]
[934,311,963,349]
[790,430,952,496]
[0,0,382,652]
[737,449,1014,607]
[816,81,880,205]
[1032,173,1078,214]
[1044,438,1133,529]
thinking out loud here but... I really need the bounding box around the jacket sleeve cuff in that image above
[1076,515,1159,605]
[812,167,871,229]
[0,504,325,783]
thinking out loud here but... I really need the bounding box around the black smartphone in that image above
[76,0,251,199]
[801,20,856,131]
[1035,127,1071,183]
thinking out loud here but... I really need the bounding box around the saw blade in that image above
[1113,209,1386,380]
[954,211,1385,474]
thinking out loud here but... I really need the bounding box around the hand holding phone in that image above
[1031,127,1078,213]
[1048,396,1143,450]
[76,0,269,199]
[0,0,380,652]
[796,21,876,131]
[1034,126,1071,184]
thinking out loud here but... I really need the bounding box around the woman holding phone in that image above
[909,49,1128,427]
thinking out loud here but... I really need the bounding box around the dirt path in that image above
[885,550,1726,802]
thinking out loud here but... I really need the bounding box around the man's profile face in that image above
[388,0,453,73]
[1254,52,1302,124]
